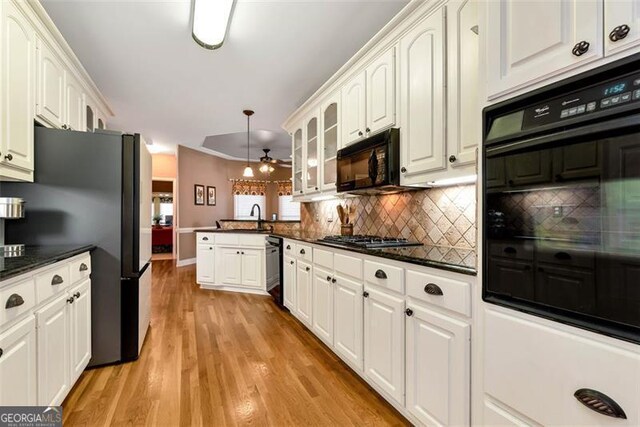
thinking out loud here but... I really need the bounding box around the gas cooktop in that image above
[318,235,424,249]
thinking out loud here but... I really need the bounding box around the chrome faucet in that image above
[250,204,263,230]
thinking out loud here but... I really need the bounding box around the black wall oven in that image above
[483,54,640,344]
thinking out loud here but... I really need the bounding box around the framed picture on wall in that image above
[194,184,205,205]
[207,186,216,206]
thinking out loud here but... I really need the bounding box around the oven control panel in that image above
[522,73,640,130]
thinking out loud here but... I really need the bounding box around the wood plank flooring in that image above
[62,260,410,426]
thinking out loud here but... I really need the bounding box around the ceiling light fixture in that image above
[192,0,235,50]
[243,110,255,178]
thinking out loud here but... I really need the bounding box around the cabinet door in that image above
[1,0,35,175]
[399,8,446,185]
[241,249,263,288]
[505,150,552,187]
[65,72,84,131]
[196,244,215,284]
[447,0,480,168]
[364,286,405,405]
[487,0,603,99]
[406,303,471,426]
[321,94,339,191]
[292,128,304,196]
[553,141,601,181]
[366,47,395,135]
[69,280,91,382]
[605,0,640,56]
[333,273,364,371]
[283,257,296,310]
[36,38,65,129]
[216,248,242,285]
[341,70,366,145]
[0,316,37,406]
[312,266,334,345]
[304,114,320,193]
[295,260,313,326]
[36,294,70,406]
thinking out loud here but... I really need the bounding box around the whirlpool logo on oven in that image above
[534,105,550,116]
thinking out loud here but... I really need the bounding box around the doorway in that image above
[152,179,174,260]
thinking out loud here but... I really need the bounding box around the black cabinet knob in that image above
[508,179,514,186]
[572,40,590,56]
[315,187,318,190]
[331,278,336,283]
[449,155,457,163]
[290,261,294,265]
[79,263,89,272]
[305,266,310,272]
[326,275,331,281]
[358,131,363,136]
[300,249,305,255]
[74,292,81,298]
[4,154,12,161]
[0,348,3,358]
[286,245,291,250]
[400,167,407,173]
[405,308,414,317]
[366,127,371,133]
[241,252,245,255]
[609,24,630,42]
[363,291,369,298]
[236,251,240,254]
[67,297,75,304]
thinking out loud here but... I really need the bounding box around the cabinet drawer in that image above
[213,233,237,246]
[0,279,36,327]
[488,241,534,260]
[197,233,215,244]
[296,244,312,262]
[406,269,471,317]
[334,253,363,280]
[284,240,295,256]
[364,260,403,294]
[238,234,266,247]
[35,264,70,305]
[69,255,91,284]
[313,248,333,270]
[485,310,640,426]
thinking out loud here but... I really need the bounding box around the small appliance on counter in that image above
[0,197,25,257]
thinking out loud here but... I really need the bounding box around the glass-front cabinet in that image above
[292,128,303,195]
[305,113,320,194]
[321,94,340,192]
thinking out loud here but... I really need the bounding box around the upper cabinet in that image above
[605,0,640,56]
[292,128,304,196]
[304,113,320,194]
[486,0,603,99]
[0,0,112,182]
[398,8,446,185]
[320,93,340,192]
[341,71,367,145]
[366,47,396,136]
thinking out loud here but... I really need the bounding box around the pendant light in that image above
[242,110,254,178]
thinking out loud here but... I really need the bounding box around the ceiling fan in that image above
[259,149,291,168]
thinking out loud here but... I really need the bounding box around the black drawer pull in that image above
[572,40,590,56]
[5,293,25,309]
[574,388,627,419]
[374,269,387,279]
[424,283,443,296]
[79,263,89,272]
[51,275,64,286]
[554,251,572,260]
[503,247,517,255]
[609,24,630,42]
[202,236,209,241]
[299,249,306,255]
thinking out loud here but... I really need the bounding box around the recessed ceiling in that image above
[41,0,409,157]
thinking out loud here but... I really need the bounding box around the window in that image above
[278,195,300,220]
[234,194,265,220]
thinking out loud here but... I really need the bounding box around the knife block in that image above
[340,224,354,236]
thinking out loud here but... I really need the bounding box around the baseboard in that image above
[176,257,196,267]
[199,283,269,296]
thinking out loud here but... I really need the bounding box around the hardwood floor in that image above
[62,260,410,426]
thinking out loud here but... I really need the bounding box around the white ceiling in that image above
[41,0,409,158]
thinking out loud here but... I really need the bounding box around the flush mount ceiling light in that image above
[243,109,255,178]
[192,0,235,50]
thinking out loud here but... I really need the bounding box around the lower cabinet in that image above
[312,266,334,346]
[364,285,405,406]
[333,273,364,371]
[283,256,296,310]
[69,280,91,383]
[217,248,242,285]
[406,302,471,426]
[295,260,313,326]
[196,244,215,284]
[0,316,37,405]
[240,249,262,288]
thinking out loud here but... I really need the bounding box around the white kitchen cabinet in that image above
[304,113,320,194]
[447,0,480,169]
[312,266,334,345]
[96,110,107,130]
[0,316,37,406]
[240,249,262,288]
[333,273,364,371]
[295,260,313,326]
[341,70,367,146]
[36,37,65,129]
[605,0,640,56]
[65,72,84,131]
[406,302,471,426]
[486,0,603,100]
[292,127,304,196]
[366,46,396,135]
[320,93,339,191]
[196,244,215,284]
[36,293,71,406]
[69,280,91,383]
[283,256,296,310]
[217,248,242,285]
[1,0,36,181]
[398,8,446,185]
[364,285,405,405]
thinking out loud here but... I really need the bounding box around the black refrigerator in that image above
[2,126,152,367]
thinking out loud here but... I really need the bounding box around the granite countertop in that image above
[0,245,96,281]
[219,219,301,223]
[194,228,272,234]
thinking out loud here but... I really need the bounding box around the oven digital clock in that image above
[603,82,627,96]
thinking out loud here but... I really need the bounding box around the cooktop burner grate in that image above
[318,235,423,249]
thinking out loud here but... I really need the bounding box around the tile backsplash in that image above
[301,184,477,251]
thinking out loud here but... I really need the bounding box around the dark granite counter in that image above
[219,219,301,223]
[194,228,271,234]
[194,228,476,275]
[0,245,95,282]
